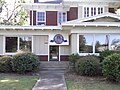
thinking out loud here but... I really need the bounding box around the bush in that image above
[0,56,13,72]
[75,55,101,76]
[100,50,120,61]
[69,53,79,70]
[11,53,40,74]
[102,53,120,81]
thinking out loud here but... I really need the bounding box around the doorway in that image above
[49,46,59,61]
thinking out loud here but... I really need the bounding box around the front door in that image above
[49,46,59,61]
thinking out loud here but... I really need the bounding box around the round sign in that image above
[54,34,64,44]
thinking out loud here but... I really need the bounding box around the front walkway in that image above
[32,72,67,90]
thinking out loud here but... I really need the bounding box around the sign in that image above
[50,34,68,45]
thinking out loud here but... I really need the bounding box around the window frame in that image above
[4,36,33,55]
[36,11,46,26]
[57,11,67,25]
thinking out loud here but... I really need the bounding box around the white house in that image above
[0,0,120,61]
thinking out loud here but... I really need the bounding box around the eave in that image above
[0,26,62,30]
[62,22,120,27]
[21,3,70,11]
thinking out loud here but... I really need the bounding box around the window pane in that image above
[110,35,120,51]
[58,12,67,25]
[87,7,89,17]
[37,12,45,25]
[19,37,32,52]
[98,7,101,14]
[84,7,86,17]
[6,37,17,52]
[79,35,93,53]
[95,35,109,53]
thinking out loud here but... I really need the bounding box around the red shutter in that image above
[30,11,32,25]
[30,11,36,25]
[33,11,36,25]
[67,7,78,21]
[46,11,57,26]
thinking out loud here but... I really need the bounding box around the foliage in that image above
[0,0,28,25]
[0,56,13,72]
[100,50,120,61]
[11,53,40,74]
[69,53,79,70]
[102,53,120,81]
[75,55,101,76]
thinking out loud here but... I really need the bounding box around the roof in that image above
[62,12,120,27]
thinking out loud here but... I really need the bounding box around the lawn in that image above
[66,80,120,90]
[0,74,39,90]
[65,72,120,90]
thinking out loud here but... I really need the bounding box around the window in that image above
[110,35,120,51]
[5,36,32,53]
[6,37,18,53]
[58,12,67,25]
[37,12,46,25]
[19,37,32,52]
[79,34,120,55]
[79,35,93,53]
[95,35,109,53]
[84,7,104,18]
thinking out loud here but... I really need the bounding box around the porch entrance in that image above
[49,46,59,61]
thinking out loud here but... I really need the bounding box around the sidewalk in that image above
[32,72,67,90]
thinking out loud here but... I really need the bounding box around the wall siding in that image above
[46,11,57,26]
[67,7,78,21]
[60,45,70,55]
[0,36,3,55]
[70,34,78,54]
[33,35,48,55]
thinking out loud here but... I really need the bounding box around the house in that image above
[0,0,120,61]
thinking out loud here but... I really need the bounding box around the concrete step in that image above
[40,61,69,69]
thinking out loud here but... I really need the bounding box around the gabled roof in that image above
[62,12,120,26]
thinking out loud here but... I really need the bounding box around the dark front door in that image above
[49,46,59,61]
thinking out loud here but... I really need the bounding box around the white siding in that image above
[60,45,70,55]
[0,36,3,55]
[70,34,78,54]
[33,35,48,55]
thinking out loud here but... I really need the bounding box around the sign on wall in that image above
[49,34,69,45]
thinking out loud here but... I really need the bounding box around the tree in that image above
[0,0,28,25]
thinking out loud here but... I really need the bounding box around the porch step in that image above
[40,61,69,73]
[40,61,69,68]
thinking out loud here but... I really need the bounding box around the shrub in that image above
[69,53,79,70]
[102,53,120,81]
[11,53,40,74]
[0,56,13,72]
[100,50,120,61]
[75,55,101,76]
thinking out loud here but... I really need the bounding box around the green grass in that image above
[0,74,39,90]
[66,80,120,90]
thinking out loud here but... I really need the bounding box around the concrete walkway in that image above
[32,72,67,90]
